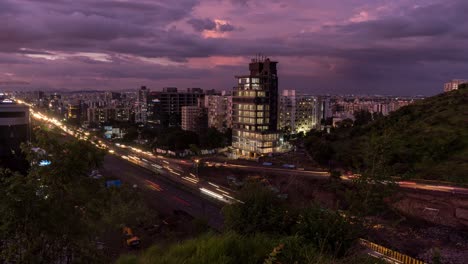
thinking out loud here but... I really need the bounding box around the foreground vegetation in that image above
[116,232,380,264]
[0,126,151,263]
[117,182,381,264]
[305,87,468,183]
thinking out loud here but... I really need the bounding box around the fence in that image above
[360,239,426,264]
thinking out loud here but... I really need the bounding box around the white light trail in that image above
[200,188,224,200]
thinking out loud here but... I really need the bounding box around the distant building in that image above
[0,98,30,171]
[279,90,320,134]
[135,86,149,124]
[34,91,45,107]
[87,107,109,124]
[317,96,332,125]
[115,107,131,122]
[444,79,467,92]
[87,107,131,124]
[67,101,82,125]
[148,87,205,127]
[330,96,416,122]
[279,90,296,134]
[232,57,280,158]
[181,105,207,133]
[296,95,319,133]
[204,94,232,132]
[105,91,121,101]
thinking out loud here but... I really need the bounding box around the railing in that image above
[360,239,426,264]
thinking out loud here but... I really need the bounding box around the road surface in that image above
[102,154,224,230]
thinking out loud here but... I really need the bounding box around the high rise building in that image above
[34,91,45,107]
[135,86,149,124]
[87,107,110,124]
[444,79,467,92]
[316,96,331,125]
[181,105,207,133]
[115,107,131,122]
[204,93,232,132]
[295,95,319,133]
[87,107,131,124]
[67,101,82,125]
[148,87,205,127]
[279,90,296,134]
[279,90,319,134]
[232,57,280,158]
[0,97,30,171]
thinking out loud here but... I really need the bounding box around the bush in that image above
[115,233,332,264]
[294,205,361,257]
[222,182,293,235]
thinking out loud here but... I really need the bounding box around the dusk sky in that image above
[1,0,467,95]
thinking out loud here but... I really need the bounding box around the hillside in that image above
[306,87,468,183]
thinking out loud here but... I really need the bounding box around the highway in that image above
[25,107,239,230]
[214,162,330,178]
[397,180,468,195]
[102,154,224,230]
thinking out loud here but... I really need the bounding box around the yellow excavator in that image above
[122,226,141,248]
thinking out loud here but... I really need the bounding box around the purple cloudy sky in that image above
[1,0,467,95]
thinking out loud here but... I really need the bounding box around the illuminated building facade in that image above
[87,107,131,124]
[295,95,319,133]
[204,93,232,132]
[444,79,467,92]
[135,86,149,124]
[279,89,296,134]
[232,57,280,157]
[279,90,320,134]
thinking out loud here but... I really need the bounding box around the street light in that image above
[194,159,200,178]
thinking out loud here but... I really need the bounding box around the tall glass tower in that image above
[232,57,280,158]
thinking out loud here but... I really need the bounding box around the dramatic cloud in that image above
[0,0,467,95]
[188,18,218,32]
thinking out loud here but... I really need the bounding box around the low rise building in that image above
[444,79,467,92]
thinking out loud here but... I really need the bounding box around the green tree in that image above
[457,83,467,90]
[304,133,334,166]
[353,110,373,126]
[294,205,361,257]
[199,127,228,149]
[336,118,354,128]
[0,128,151,263]
[222,182,293,235]
[123,126,138,142]
[346,131,397,215]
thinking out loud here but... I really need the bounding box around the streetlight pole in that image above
[194,159,200,179]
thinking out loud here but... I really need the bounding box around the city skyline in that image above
[0,2,467,262]
[1,0,468,96]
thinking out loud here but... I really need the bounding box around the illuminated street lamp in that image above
[194,159,200,178]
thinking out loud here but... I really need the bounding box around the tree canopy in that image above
[304,88,468,183]
[0,127,151,263]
